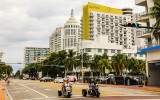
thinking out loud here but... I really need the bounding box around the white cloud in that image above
[0,0,145,72]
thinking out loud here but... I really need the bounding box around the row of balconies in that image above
[135,0,147,6]
[136,28,151,38]
[135,11,149,22]
[137,42,158,52]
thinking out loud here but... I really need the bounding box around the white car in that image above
[23,77,27,80]
[54,77,63,83]
[67,76,77,82]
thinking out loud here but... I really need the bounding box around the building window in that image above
[104,49,108,53]
[68,38,70,47]
[74,38,76,46]
[111,49,115,53]
[140,54,143,57]
[97,14,100,17]
[98,49,102,53]
[85,48,91,52]
[71,38,73,46]
[117,50,121,54]
[134,54,137,57]
[128,53,131,57]
[71,29,75,35]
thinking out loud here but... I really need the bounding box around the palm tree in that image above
[55,50,67,65]
[138,59,146,74]
[98,58,111,75]
[102,53,109,59]
[111,54,126,76]
[76,53,90,68]
[91,54,101,72]
[142,0,160,41]
[65,49,77,71]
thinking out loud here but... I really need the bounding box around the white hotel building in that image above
[49,3,145,61]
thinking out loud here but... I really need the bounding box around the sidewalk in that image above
[72,82,160,92]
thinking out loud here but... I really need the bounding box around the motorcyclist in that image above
[89,78,96,94]
[62,79,72,94]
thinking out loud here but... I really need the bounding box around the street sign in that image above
[60,65,65,68]
[155,62,160,66]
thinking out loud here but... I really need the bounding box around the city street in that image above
[3,79,160,100]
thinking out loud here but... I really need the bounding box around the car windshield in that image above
[57,77,62,79]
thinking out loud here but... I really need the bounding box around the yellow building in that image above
[83,2,123,40]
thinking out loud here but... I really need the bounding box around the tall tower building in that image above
[49,9,81,53]
[63,9,81,51]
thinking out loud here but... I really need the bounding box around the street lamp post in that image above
[81,44,84,83]
[76,42,84,83]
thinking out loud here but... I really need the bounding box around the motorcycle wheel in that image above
[58,91,62,96]
[82,90,87,97]
[96,91,100,98]
[67,92,71,98]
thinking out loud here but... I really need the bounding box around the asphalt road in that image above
[5,79,160,100]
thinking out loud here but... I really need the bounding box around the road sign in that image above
[155,62,160,66]
[60,65,65,68]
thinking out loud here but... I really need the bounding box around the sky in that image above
[0,0,145,73]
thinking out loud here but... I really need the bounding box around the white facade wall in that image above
[49,9,81,53]
[49,27,64,53]
[74,35,145,60]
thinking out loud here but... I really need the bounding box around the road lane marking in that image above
[5,86,13,100]
[19,84,49,98]
[22,97,56,100]
[36,82,124,96]
[44,89,51,90]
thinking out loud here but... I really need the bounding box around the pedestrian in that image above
[7,77,10,86]
[74,77,76,84]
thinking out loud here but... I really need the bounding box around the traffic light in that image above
[121,23,140,28]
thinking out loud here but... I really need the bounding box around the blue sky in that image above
[0,0,145,73]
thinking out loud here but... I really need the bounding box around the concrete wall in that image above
[147,50,160,61]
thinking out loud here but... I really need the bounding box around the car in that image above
[31,77,35,80]
[54,77,63,83]
[23,77,27,80]
[67,75,77,82]
[40,77,52,82]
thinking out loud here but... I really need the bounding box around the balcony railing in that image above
[137,43,159,52]
[136,28,151,37]
[136,11,148,21]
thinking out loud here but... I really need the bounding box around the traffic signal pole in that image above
[120,23,160,29]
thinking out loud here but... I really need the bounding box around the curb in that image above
[1,89,4,100]
[0,81,4,100]
[74,82,160,93]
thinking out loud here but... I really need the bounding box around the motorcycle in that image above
[82,85,100,97]
[58,86,72,98]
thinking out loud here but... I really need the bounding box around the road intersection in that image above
[3,80,160,100]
